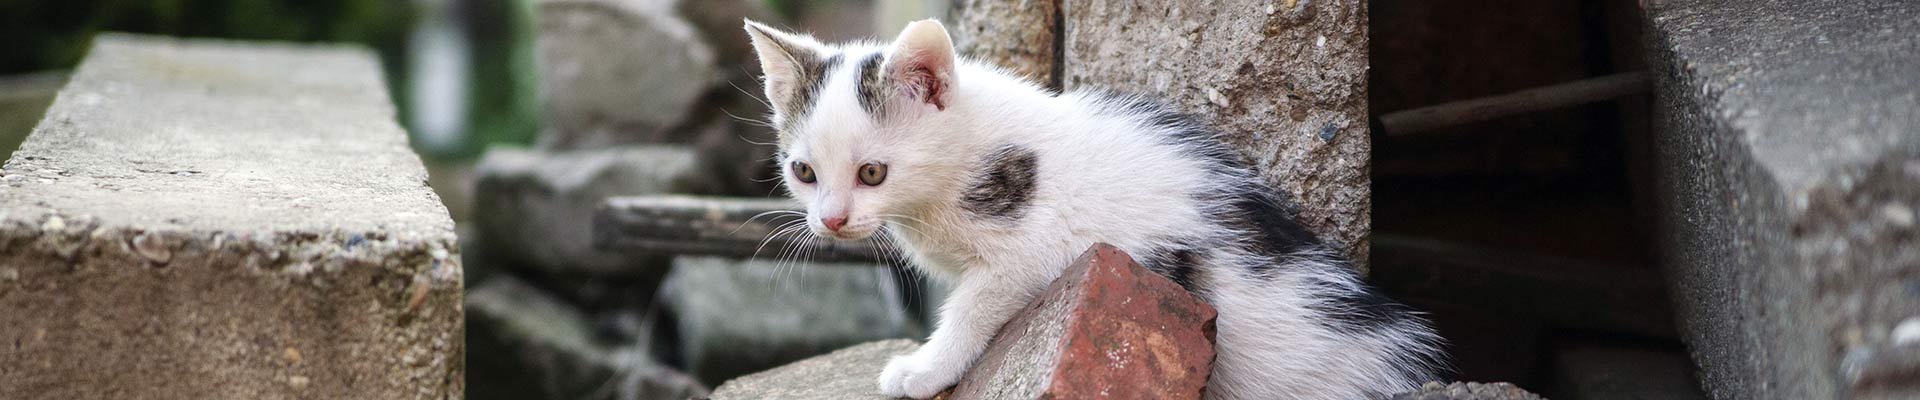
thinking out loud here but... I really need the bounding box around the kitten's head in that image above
[744,19,961,241]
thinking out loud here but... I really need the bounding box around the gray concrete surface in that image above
[1644,1,1920,399]
[1391,382,1546,400]
[1060,0,1373,268]
[467,276,708,400]
[472,145,722,278]
[707,339,920,400]
[537,0,717,149]
[0,34,462,399]
[663,257,924,385]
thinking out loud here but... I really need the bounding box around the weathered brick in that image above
[948,243,1216,400]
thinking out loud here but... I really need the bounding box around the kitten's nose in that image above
[823,217,848,232]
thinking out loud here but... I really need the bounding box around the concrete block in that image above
[1391,382,1546,400]
[947,244,1216,400]
[0,34,462,399]
[537,0,717,149]
[662,257,923,385]
[1644,0,1920,398]
[951,0,1060,89]
[466,276,707,400]
[471,145,722,280]
[1062,0,1373,268]
[706,339,920,400]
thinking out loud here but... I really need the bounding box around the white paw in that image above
[877,352,965,399]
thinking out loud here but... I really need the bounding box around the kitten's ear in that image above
[885,19,957,111]
[743,19,826,118]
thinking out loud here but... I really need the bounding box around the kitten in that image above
[743,19,1446,400]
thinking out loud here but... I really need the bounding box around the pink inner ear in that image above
[911,65,946,111]
[897,50,948,111]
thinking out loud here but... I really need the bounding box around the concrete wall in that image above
[953,0,1373,269]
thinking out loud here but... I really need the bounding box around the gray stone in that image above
[662,257,924,385]
[1391,382,1546,400]
[467,276,708,400]
[1644,1,1920,399]
[472,145,723,278]
[1061,0,1372,269]
[951,0,1060,89]
[1551,344,1707,400]
[537,0,718,149]
[707,339,920,400]
[0,34,461,399]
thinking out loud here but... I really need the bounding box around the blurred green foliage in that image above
[0,0,542,160]
[456,0,540,159]
[0,0,415,75]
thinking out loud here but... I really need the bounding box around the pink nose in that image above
[823,217,848,232]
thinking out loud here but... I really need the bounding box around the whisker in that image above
[736,209,804,235]
[721,108,776,129]
[750,221,808,263]
[726,78,775,111]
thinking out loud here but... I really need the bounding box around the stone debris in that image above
[467,276,709,400]
[663,257,924,385]
[536,0,718,149]
[1390,381,1546,400]
[948,244,1216,400]
[706,339,921,400]
[472,145,722,279]
[0,33,462,399]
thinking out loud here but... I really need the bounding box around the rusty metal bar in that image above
[1379,71,1650,136]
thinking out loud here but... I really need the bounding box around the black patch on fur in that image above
[1230,189,1323,276]
[856,52,887,117]
[771,48,840,128]
[1138,245,1205,292]
[961,145,1039,219]
[1307,277,1416,334]
[1097,92,1324,276]
[1095,94,1240,167]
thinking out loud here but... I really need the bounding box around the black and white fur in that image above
[743,19,1446,399]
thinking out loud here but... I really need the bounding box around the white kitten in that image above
[743,19,1446,400]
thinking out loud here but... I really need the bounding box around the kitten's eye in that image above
[792,161,816,183]
[858,163,888,186]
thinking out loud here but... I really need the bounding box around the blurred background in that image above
[0,0,1700,399]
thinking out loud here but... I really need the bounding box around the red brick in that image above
[948,243,1217,399]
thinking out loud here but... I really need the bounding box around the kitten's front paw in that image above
[877,352,965,399]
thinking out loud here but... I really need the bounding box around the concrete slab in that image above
[1644,1,1920,399]
[0,34,462,399]
[707,339,919,400]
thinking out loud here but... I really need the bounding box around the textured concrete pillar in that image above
[0,34,463,399]
[1644,1,1920,399]
[1059,0,1372,268]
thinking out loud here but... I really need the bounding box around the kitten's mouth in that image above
[822,230,874,241]
[816,225,877,241]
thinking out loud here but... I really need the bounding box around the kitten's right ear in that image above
[743,20,827,121]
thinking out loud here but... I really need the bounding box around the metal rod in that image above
[1378,71,1650,136]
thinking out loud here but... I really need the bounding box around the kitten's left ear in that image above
[886,19,957,111]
